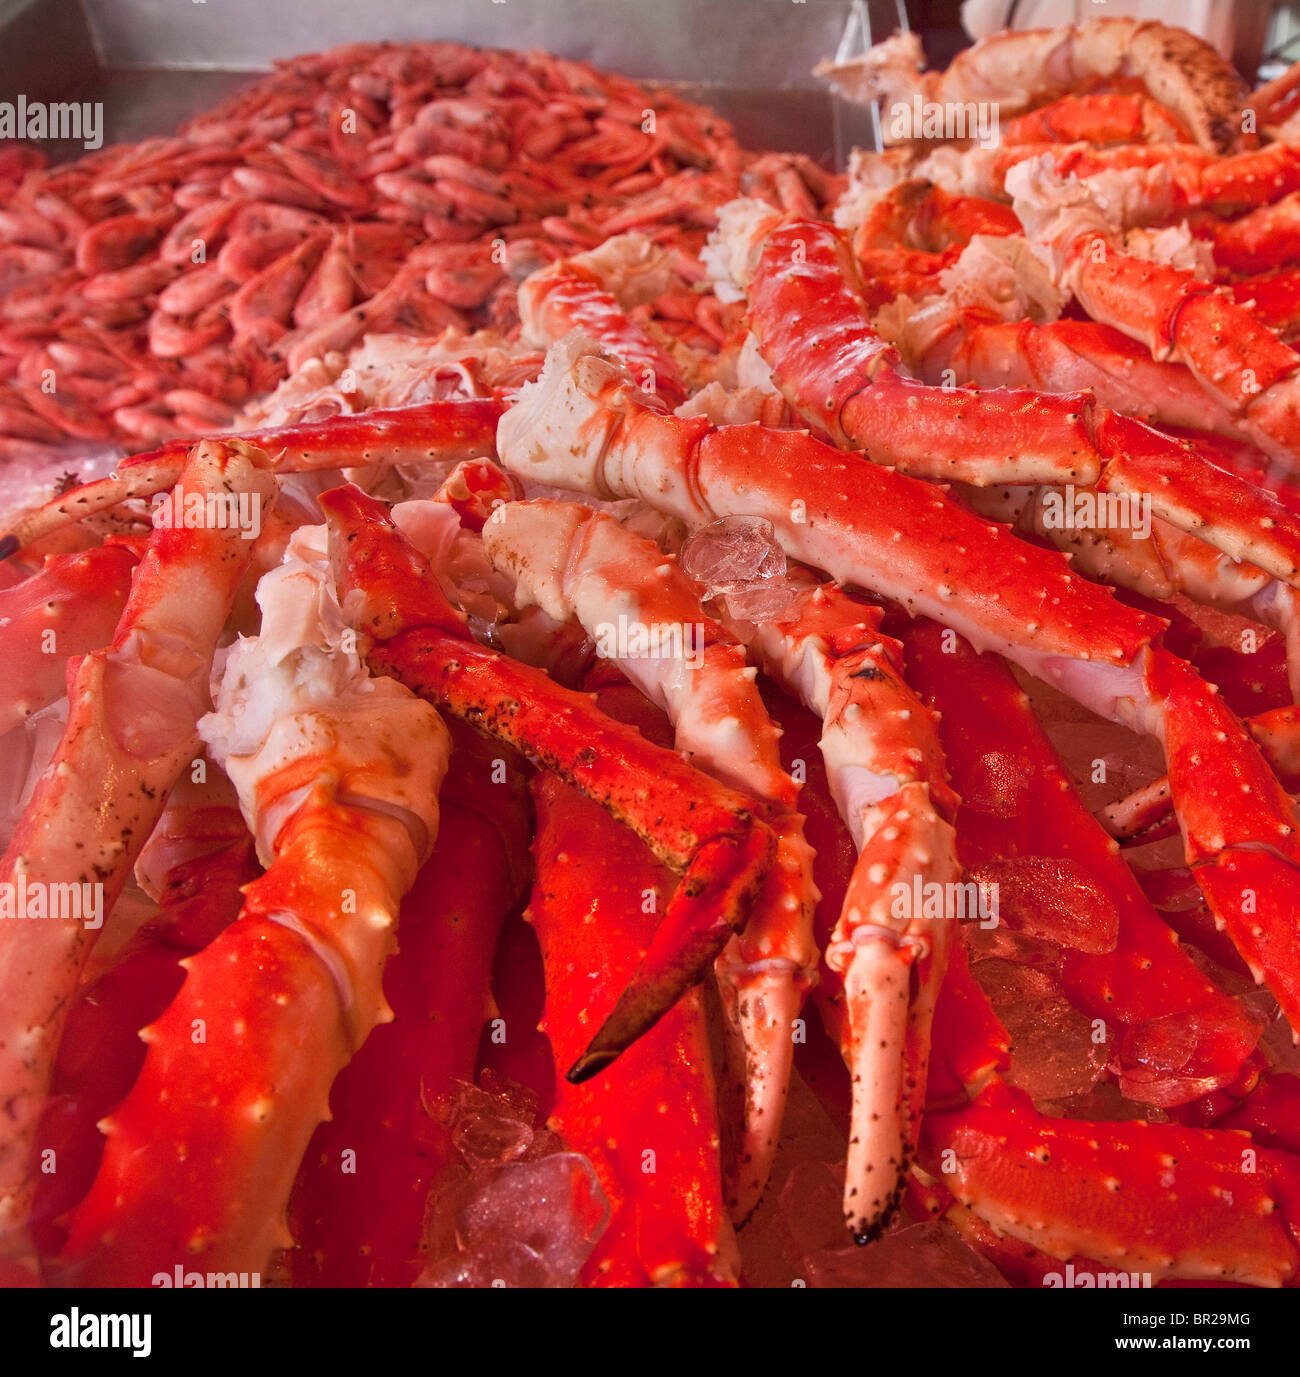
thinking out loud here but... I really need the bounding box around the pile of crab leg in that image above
[6,22,1300,1286]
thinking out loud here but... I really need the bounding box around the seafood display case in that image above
[2,0,1300,1320]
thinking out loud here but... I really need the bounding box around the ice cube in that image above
[461,1154,609,1286]
[418,1232,555,1289]
[1003,995,1108,1101]
[679,515,785,594]
[449,1093,534,1169]
[964,922,1060,969]
[417,1146,609,1288]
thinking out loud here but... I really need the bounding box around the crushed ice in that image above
[417,1073,609,1288]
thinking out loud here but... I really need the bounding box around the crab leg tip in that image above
[564,1051,617,1085]
[0,535,18,561]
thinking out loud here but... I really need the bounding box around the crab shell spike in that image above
[319,484,776,1081]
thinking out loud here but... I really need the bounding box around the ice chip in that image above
[964,922,1060,968]
[419,1081,610,1288]
[419,1232,555,1289]
[1005,996,1108,1101]
[971,955,1059,1006]
[974,856,1119,954]
[442,1075,537,1169]
[973,959,1106,1100]
[461,1153,609,1286]
[679,514,785,595]
[723,579,801,622]
[799,1221,1009,1288]
[449,1096,534,1168]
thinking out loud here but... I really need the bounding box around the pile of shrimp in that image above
[0,40,835,460]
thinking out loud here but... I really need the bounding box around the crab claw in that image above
[319,484,776,1078]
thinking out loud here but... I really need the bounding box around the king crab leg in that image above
[481,497,817,1220]
[919,934,1300,1287]
[1008,160,1300,464]
[530,680,739,1286]
[901,618,1263,1104]
[708,202,1300,587]
[319,483,776,1081]
[495,338,1300,1095]
[517,234,690,406]
[29,765,256,1265]
[813,19,1250,155]
[0,439,275,1274]
[721,572,962,1241]
[0,543,137,735]
[1105,704,1300,843]
[57,522,450,1286]
[0,397,504,558]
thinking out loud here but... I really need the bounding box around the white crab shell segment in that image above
[199,523,449,872]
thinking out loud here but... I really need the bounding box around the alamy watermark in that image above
[890,876,999,927]
[1044,1263,1152,1289]
[1,96,102,150]
[1041,485,1152,540]
[152,1265,262,1288]
[888,97,999,149]
[152,484,262,540]
[593,614,705,667]
[50,1310,150,1357]
[0,878,103,928]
